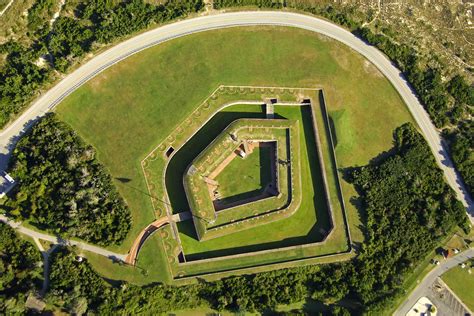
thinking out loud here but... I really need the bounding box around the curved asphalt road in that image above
[395,248,474,315]
[0,11,472,221]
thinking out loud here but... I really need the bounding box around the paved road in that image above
[0,11,472,221]
[395,248,474,315]
[0,214,127,261]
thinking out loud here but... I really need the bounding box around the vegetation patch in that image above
[0,0,204,127]
[27,0,59,33]
[0,222,42,314]
[343,123,469,311]
[1,114,131,246]
[214,145,274,206]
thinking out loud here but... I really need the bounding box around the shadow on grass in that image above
[165,107,266,214]
[217,187,266,207]
[296,105,332,236]
[340,166,367,253]
[216,145,276,207]
[261,297,330,315]
[339,129,402,251]
[177,220,326,261]
[174,104,334,261]
[328,114,338,148]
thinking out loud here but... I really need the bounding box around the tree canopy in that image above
[345,123,468,310]
[2,114,131,245]
[0,223,42,314]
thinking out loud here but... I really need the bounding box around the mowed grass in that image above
[166,105,267,216]
[81,231,171,285]
[177,104,333,259]
[56,26,414,254]
[215,146,273,204]
[441,262,474,311]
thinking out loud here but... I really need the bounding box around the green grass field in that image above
[182,117,297,240]
[55,26,414,277]
[82,230,171,285]
[215,146,273,204]
[441,261,474,311]
[176,103,332,259]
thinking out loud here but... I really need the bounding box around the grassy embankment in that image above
[176,103,331,259]
[56,27,413,283]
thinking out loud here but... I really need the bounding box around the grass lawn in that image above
[166,105,268,217]
[441,260,474,311]
[81,230,171,285]
[55,26,414,269]
[215,146,273,205]
[177,104,332,259]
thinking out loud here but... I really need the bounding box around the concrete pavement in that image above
[0,214,127,261]
[0,12,471,222]
[395,248,474,315]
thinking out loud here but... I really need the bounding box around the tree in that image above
[0,223,42,314]
[3,114,131,245]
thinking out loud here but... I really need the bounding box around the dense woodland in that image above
[0,223,42,314]
[37,124,468,314]
[344,123,468,309]
[356,29,473,197]
[0,0,203,126]
[47,248,204,314]
[1,114,131,245]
